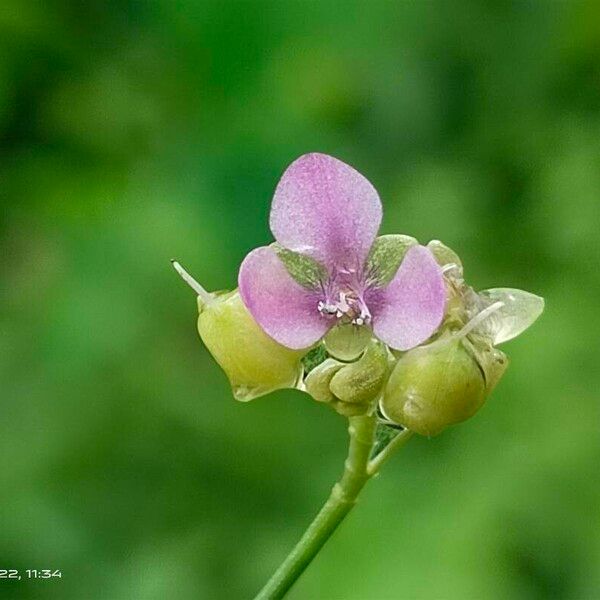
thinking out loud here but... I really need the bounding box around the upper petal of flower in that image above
[238,246,330,350]
[270,153,382,271]
[369,245,446,351]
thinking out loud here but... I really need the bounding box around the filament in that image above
[171,260,213,303]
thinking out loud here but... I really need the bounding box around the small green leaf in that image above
[273,244,328,289]
[366,235,418,286]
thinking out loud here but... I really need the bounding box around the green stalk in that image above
[254,415,408,600]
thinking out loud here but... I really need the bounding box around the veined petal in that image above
[270,153,382,270]
[370,245,446,351]
[238,246,330,350]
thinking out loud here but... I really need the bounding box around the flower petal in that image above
[370,245,446,351]
[270,153,382,270]
[238,246,330,350]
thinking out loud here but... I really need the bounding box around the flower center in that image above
[317,290,372,326]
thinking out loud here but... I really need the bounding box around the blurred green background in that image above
[1,1,599,599]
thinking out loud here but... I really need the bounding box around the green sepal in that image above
[365,234,418,286]
[273,244,328,289]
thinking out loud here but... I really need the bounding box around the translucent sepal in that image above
[427,240,463,278]
[474,288,545,345]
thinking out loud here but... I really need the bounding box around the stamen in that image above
[318,287,372,326]
[318,300,338,316]
[171,260,214,304]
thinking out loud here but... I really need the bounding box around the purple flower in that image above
[238,153,446,351]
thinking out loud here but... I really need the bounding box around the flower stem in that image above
[367,428,413,475]
[254,415,379,600]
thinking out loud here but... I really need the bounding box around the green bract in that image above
[197,290,304,401]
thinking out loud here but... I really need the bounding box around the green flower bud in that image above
[304,342,390,417]
[197,290,304,402]
[304,358,344,403]
[380,336,486,436]
[329,341,389,405]
[173,261,306,402]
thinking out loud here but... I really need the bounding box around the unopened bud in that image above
[173,261,305,401]
[197,290,305,401]
[331,399,371,417]
[304,342,390,416]
[304,358,344,403]
[380,336,486,436]
[329,341,389,405]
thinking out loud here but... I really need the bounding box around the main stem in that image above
[254,415,377,600]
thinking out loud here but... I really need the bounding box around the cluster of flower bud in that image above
[175,238,543,436]
[304,340,390,417]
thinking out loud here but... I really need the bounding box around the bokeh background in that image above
[1,2,599,599]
